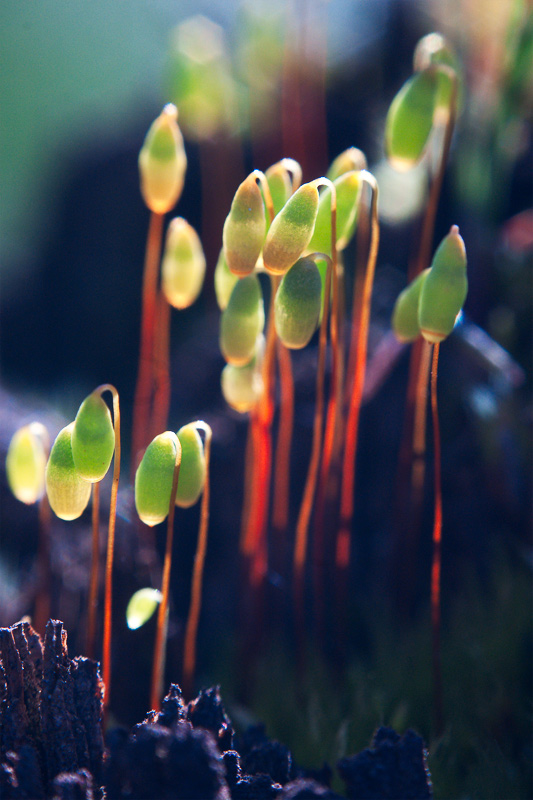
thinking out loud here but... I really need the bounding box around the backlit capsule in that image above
[274,257,322,349]
[220,274,265,366]
[6,423,47,505]
[222,173,266,277]
[175,423,206,508]
[162,217,206,309]
[308,170,362,255]
[71,392,115,482]
[262,182,320,275]
[385,68,439,171]
[46,423,91,521]
[135,431,180,527]
[139,104,187,214]
[391,269,429,343]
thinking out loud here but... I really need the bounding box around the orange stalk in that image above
[430,343,444,735]
[150,292,172,440]
[271,340,294,540]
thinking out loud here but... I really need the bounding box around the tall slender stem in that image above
[131,211,165,476]
[430,343,444,735]
[87,481,100,659]
[271,341,294,539]
[183,423,212,698]
[98,384,121,717]
[150,292,172,440]
[337,175,380,568]
[150,438,182,712]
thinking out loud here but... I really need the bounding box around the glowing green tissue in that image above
[265,163,293,217]
[175,423,206,508]
[327,147,367,182]
[46,423,91,521]
[391,269,429,343]
[274,257,322,349]
[135,432,180,527]
[223,173,266,276]
[308,171,362,255]
[162,217,206,309]
[214,248,239,311]
[419,225,467,343]
[263,182,319,275]
[6,424,47,505]
[138,104,187,214]
[220,274,265,366]
[385,68,439,170]
[71,392,115,482]
[126,588,162,630]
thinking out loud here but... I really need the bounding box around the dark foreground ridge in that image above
[0,620,432,799]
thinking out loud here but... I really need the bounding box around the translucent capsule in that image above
[222,173,266,277]
[265,162,294,217]
[262,182,320,275]
[385,68,439,171]
[175,423,206,508]
[6,423,47,505]
[221,336,264,413]
[214,248,239,311]
[46,423,91,521]
[274,257,322,349]
[220,274,265,366]
[162,217,206,309]
[71,392,115,482]
[126,588,162,630]
[391,269,429,343]
[327,147,367,182]
[139,104,187,214]
[308,171,362,255]
[135,432,180,527]
[419,225,468,343]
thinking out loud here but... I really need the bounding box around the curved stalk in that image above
[96,384,121,716]
[150,436,182,712]
[182,422,212,698]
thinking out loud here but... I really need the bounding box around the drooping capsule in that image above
[262,182,320,275]
[6,423,47,505]
[391,269,430,343]
[413,33,460,116]
[221,336,264,413]
[126,588,162,630]
[162,217,206,309]
[222,173,266,277]
[220,274,265,366]
[139,104,187,214]
[308,171,362,255]
[385,68,440,171]
[214,248,239,311]
[71,392,115,482]
[327,147,367,182]
[135,431,180,527]
[274,257,322,349]
[265,162,294,217]
[46,423,91,521]
[418,225,468,343]
[175,423,206,508]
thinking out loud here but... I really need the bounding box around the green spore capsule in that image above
[71,392,115,482]
[162,217,206,309]
[327,147,367,181]
[308,170,362,255]
[221,336,264,413]
[139,104,187,214]
[391,269,430,343]
[220,274,265,366]
[274,257,322,349]
[135,431,180,527]
[262,182,320,275]
[46,423,91,521]
[126,588,162,630]
[6,423,47,505]
[419,225,468,343]
[223,173,266,277]
[214,248,239,311]
[413,33,460,115]
[265,163,293,217]
[175,423,206,508]
[385,67,439,171]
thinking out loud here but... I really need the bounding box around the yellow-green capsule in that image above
[139,104,187,214]
[265,162,293,217]
[162,217,206,309]
[135,432,180,527]
[222,173,266,277]
[274,257,322,349]
[214,248,239,311]
[413,33,460,115]
[419,225,468,343]
[385,67,439,171]
[391,269,430,343]
[71,392,115,482]
[327,147,367,182]
[262,182,320,275]
[175,423,206,508]
[308,171,362,255]
[46,423,91,521]
[6,423,47,505]
[126,588,162,630]
[220,274,265,366]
